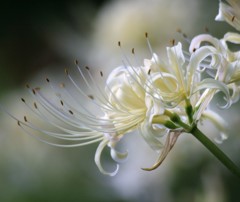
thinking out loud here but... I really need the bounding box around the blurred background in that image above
[0,0,239,201]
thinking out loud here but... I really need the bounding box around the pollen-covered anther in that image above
[32,89,36,95]
[132,48,135,54]
[170,39,175,46]
[88,95,94,100]
[148,69,151,75]
[33,102,38,109]
[24,116,27,122]
[232,15,235,22]
[32,88,40,95]
[145,32,148,38]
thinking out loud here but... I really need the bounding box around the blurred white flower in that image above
[215,0,240,31]
[10,36,232,176]
[190,0,240,105]
[89,0,202,69]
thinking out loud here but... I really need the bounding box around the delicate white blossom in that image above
[2,0,239,186]
[190,0,240,105]
[13,38,231,175]
[215,0,240,31]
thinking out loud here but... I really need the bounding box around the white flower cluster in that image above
[15,0,240,176]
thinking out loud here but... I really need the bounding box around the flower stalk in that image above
[161,107,240,178]
[190,126,240,178]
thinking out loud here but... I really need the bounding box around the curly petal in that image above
[94,139,119,176]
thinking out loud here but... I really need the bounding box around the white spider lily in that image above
[15,65,138,176]
[15,58,169,176]
[189,32,240,104]
[124,42,230,170]
[215,0,240,31]
[143,42,228,119]
[13,40,230,175]
[105,63,167,153]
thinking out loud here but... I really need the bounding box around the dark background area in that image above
[0,0,109,92]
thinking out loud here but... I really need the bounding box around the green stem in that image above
[190,126,240,178]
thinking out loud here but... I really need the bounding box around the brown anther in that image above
[34,102,38,109]
[85,66,90,70]
[232,16,235,22]
[100,71,103,77]
[193,48,196,52]
[25,84,30,89]
[60,100,64,106]
[75,59,79,65]
[204,26,209,33]
[65,68,69,75]
[148,69,151,75]
[24,116,27,122]
[171,39,175,46]
[132,48,135,54]
[17,121,21,126]
[32,87,40,94]
[118,41,121,47]
[88,95,94,100]
[69,110,74,115]
[46,78,50,82]
[21,98,25,103]
[145,32,148,38]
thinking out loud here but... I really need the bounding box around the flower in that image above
[104,50,204,170]
[215,0,240,31]
[4,0,240,180]
[189,0,240,105]
[190,33,240,102]
[13,38,230,175]
[116,40,230,170]
[16,65,133,176]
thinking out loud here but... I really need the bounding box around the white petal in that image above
[167,43,186,87]
[142,130,181,171]
[188,46,221,94]
[215,1,229,22]
[94,139,119,176]
[215,0,240,31]
[202,110,228,144]
[110,148,128,163]
[139,120,168,152]
[223,32,240,44]
[194,78,231,108]
[189,34,221,53]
